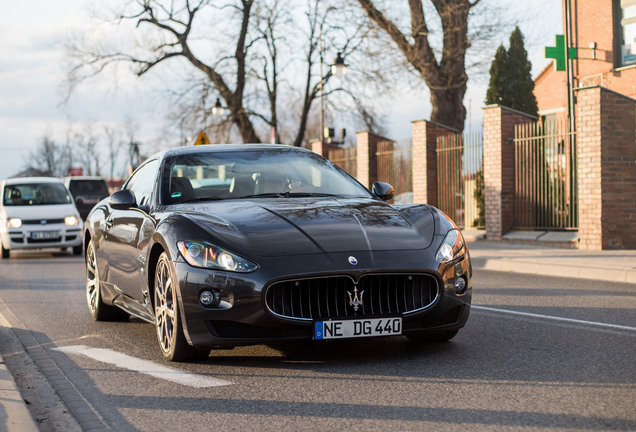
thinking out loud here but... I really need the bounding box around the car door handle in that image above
[104,218,113,229]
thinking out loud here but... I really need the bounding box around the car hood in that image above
[172,197,436,257]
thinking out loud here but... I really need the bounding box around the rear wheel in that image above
[154,252,209,362]
[86,240,129,321]
[406,329,458,343]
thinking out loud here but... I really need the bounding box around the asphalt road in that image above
[0,251,634,431]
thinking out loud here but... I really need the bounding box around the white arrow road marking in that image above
[473,305,636,332]
[55,345,232,388]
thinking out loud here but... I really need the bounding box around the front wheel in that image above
[1,243,9,259]
[73,244,83,255]
[154,252,208,362]
[86,240,129,321]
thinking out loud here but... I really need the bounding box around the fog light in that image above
[199,290,221,307]
[454,277,467,295]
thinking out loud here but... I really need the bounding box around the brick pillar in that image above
[356,131,389,188]
[311,140,325,157]
[483,105,536,240]
[311,140,340,158]
[576,86,636,250]
[411,120,457,205]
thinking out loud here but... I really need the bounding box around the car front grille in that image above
[22,219,65,225]
[27,237,62,244]
[265,273,439,321]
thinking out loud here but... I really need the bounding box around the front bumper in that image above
[1,225,83,251]
[173,249,472,348]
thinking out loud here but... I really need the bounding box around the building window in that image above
[620,0,636,66]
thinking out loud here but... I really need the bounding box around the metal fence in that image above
[513,119,577,230]
[328,147,357,178]
[436,132,483,229]
[376,138,413,203]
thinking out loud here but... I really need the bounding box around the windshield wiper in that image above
[239,192,342,199]
[178,196,225,203]
[285,192,342,198]
[238,193,287,198]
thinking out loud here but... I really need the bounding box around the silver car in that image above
[0,177,83,258]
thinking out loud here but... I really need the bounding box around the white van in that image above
[0,177,83,258]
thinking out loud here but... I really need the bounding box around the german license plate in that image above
[314,317,402,340]
[30,231,60,239]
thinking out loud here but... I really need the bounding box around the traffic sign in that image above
[194,130,210,145]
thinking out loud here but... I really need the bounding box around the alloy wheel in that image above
[155,257,176,355]
[86,241,99,315]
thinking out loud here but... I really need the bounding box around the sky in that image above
[0,0,563,181]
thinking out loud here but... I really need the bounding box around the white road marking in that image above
[55,345,232,388]
[473,305,636,332]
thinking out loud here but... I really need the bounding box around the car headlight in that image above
[435,229,465,263]
[65,215,80,226]
[177,240,257,273]
[7,218,22,229]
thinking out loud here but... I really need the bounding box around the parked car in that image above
[84,145,472,361]
[0,177,83,258]
[63,176,110,220]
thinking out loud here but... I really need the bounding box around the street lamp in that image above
[319,44,347,144]
[331,52,347,78]
[212,98,225,118]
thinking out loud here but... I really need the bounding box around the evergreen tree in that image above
[485,27,538,117]
[486,45,509,106]
[506,27,538,116]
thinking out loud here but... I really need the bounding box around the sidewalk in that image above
[0,353,38,432]
[464,231,636,284]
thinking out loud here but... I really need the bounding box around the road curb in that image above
[471,258,636,284]
[0,352,39,432]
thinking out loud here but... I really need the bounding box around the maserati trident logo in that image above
[348,256,358,265]
[347,286,364,312]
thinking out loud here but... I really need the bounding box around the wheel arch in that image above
[147,242,166,308]
[84,230,92,258]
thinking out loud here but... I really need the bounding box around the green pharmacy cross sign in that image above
[545,35,577,71]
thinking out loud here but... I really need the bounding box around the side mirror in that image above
[109,189,137,210]
[372,181,395,201]
[75,196,85,205]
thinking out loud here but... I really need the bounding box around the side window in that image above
[619,0,636,66]
[125,160,160,206]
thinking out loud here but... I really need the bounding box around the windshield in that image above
[162,149,372,204]
[3,183,72,206]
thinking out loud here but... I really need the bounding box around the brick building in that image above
[534,0,636,119]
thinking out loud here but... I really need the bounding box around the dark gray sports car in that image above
[84,144,471,361]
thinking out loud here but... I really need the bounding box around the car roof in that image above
[3,177,65,186]
[63,176,107,181]
[157,144,312,160]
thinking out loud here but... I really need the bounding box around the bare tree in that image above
[356,0,482,131]
[103,125,125,181]
[26,136,73,177]
[65,0,382,149]
[66,0,261,143]
[68,125,101,176]
[252,0,374,147]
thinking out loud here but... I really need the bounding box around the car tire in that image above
[406,329,458,343]
[154,252,209,362]
[1,243,9,259]
[86,240,129,321]
[73,244,83,256]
